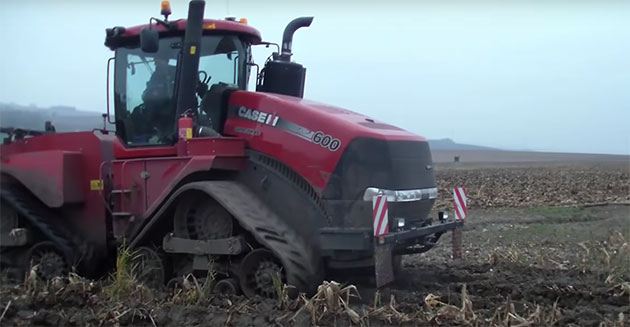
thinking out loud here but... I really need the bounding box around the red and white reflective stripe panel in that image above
[453,186,468,221]
[372,195,389,237]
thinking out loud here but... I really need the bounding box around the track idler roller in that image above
[239,248,284,298]
[25,241,68,280]
[213,277,240,295]
[131,246,167,289]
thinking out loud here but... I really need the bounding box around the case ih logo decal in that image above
[232,105,342,152]
[237,107,279,126]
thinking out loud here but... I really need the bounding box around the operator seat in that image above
[199,83,239,135]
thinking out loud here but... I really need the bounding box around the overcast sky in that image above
[2,0,629,154]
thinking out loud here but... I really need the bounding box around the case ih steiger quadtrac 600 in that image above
[0,1,462,297]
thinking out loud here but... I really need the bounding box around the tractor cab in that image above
[104,1,261,147]
[111,33,247,146]
[104,1,313,149]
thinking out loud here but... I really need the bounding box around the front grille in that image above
[388,200,435,227]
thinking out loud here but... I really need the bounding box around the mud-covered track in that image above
[0,184,79,269]
[167,181,324,294]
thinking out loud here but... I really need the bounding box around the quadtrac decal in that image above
[231,105,342,152]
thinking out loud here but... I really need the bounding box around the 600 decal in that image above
[312,131,341,151]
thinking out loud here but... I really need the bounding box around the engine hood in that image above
[229,91,426,142]
[224,91,431,190]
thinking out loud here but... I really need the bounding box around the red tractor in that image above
[0,1,461,297]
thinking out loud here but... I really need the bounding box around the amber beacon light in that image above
[161,1,172,20]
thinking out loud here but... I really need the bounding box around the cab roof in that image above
[105,18,262,50]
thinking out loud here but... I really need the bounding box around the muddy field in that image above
[434,161,629,209]
[394,204,629,326]
[0,161,628,326]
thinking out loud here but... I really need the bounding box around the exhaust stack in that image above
[257,17,314,98]
[278,17,314,62]
[175,0,206,117]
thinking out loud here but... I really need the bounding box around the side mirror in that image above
[140,28,159,53]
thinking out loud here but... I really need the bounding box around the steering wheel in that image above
[198,71,212,84]
[197,71,212,98]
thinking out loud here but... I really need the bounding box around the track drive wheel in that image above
[131,247,166,289]
[239,248,284,298]
[174,194,233,240]
[25,241,68,280]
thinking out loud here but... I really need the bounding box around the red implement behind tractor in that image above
[0,1,462,297]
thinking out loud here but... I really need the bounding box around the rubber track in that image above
[0,184,78,267]
[188,181,324,293]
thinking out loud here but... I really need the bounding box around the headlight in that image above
[363,187,438,202]
[438,211,449,222]
[396,218,405,228]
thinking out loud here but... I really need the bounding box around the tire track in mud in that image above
[378,204,630,325]
[391,261,629,325]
